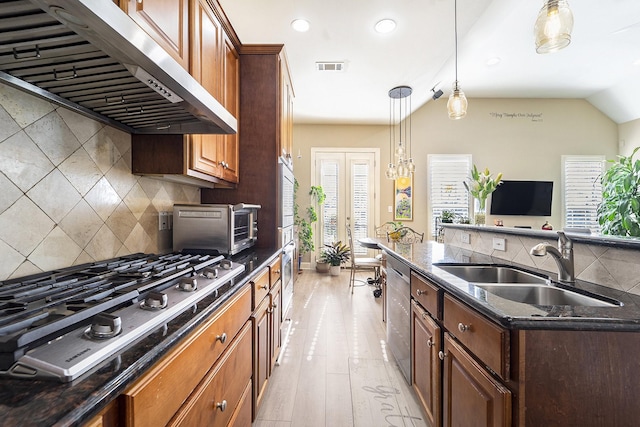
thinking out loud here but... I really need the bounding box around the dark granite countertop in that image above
[377,239,640,331]
[0,248,280,427]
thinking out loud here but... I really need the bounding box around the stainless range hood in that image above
[0,0,237,135]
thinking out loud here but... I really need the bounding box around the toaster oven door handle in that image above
[232,203,262,211]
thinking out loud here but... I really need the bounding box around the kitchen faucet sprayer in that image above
[530,231,575,284]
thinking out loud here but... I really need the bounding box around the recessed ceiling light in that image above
[634,58,640,67]
[486,57,501,66]
[291,19,310,32]
[375,19,396,34]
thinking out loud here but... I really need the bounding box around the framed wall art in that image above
[394,176,413,220]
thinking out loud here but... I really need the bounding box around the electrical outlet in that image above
[460,232,470,244]
[493,238,506,251]
[159,211,170,231]
[388,205,393,213]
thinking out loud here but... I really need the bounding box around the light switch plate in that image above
[460,232,470,244]
[493,238,506,251]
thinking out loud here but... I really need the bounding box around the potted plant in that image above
[463,164,503,225]
[321,241,351,276]
[597,146,640,236]
[441,210,455,223]
[387,221,407,241]
[294,180,326,271]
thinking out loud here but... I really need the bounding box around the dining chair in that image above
[387,226,424,243]
[346,225,382,294]
[375,222,397,238]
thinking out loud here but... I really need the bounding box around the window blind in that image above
[562,155,604,234]
[428,154,471,236]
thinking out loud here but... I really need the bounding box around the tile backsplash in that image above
[444,227,640,296]
[0,84,200,281]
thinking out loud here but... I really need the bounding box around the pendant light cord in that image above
[454,0,459,85]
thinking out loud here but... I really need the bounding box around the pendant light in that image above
[447,0,467,120]
[385,86,414,180]
[534,0,574,54]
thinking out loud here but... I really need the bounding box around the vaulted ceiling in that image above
[219,0,640,125]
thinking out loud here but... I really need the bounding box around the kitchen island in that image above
[0,248,280,427]
[379,237,640,426]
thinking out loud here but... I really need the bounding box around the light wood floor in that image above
[253,269,428,427]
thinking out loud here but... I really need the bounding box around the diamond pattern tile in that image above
[0,84,207,281]
[27,169,81,223]
[24,111,80,166]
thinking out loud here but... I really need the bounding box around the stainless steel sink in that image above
[435,264,549,284]
[475,283,621,307]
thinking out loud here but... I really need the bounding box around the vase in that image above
[330,265,341,276]
[474,198,487,226]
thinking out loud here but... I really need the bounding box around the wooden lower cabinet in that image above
[442,333,511,427]
[252,296,270,415]
[411,300,441,427]
[168,322,252,427]
[122,284,251,426]
[270,280,283,367]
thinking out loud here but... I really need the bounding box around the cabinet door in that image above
[442,333,511,427]
[278,55,294,160]
[411,301,441,427]
[125,0,189,70]
[189,0,223,178]
[218,34,239,183]
[252,297,270,416]
[270,281,282,369]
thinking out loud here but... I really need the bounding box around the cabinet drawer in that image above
[410,272,440,318]
[443,294,509,380]
[168,322,253,427]
[269,255,282,287]
[123,285,251,427]
[252,267,270,308]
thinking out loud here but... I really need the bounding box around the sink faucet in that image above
[530,231,575,284]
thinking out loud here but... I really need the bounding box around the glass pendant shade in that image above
[386,86,413,179]
[447,83,468,120]
[385,163,398,179]
[534,0,573,54]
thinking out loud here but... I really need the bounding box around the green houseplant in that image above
[441,210,455,223]
[597,147,640,237]
[463,164,503,225]
[294,180,326,269]
[321,241,351,275]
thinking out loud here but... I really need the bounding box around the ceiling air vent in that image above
[316,62,345,72]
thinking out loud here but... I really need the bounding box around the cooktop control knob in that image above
[140,291,168,310]
[202,267,218,279]
[86,313,122,340]
[177,277,198,292]
[220,259,232,270]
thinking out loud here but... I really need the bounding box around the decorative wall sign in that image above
[489,112,543,122]
[394,176,413,220]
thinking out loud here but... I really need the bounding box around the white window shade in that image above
[428,154,471,236]
[562,155,604,234]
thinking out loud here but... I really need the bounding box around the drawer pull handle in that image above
[260,284,268,290]
[438,351,447,360]
[416,289,425,296]
[216,400,227,412]
[272,303,278,309]
[458,323,470,333]
[215,333,227,344]
[274,269,281,275]
[427,339,434,348]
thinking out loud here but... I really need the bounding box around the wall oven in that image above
[281,240,295,316]
[279,157,295,247]
[173,203,260,255]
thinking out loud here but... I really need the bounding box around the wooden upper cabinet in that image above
[279,54,294,161]
[188,0,238,183]
[123,0,190,71]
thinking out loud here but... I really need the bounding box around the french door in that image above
[312,149,380,258]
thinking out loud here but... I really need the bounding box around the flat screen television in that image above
[490,180,553,216]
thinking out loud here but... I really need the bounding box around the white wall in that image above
[619,117,640,158]
[294,98,619,240]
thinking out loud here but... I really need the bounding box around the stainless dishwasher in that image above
[385,251,411,383]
